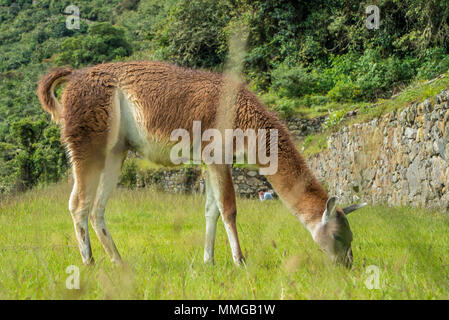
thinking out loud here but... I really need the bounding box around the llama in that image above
[37,61,365,267]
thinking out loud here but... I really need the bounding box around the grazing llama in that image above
[37,61,365,267]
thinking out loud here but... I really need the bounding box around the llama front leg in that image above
[204,172,220,264]
[207,165,244,266]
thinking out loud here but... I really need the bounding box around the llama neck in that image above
[232,89,329,231]
[265,127,329,231]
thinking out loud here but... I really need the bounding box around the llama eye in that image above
[333,234,343,242]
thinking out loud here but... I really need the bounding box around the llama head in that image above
[313,196,366,268]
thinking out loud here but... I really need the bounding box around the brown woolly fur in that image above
[60,66,117,166]
[38,61,329,222]
[37,67,73,123]
[37,61,333,265]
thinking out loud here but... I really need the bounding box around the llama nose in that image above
[345,248,353,268]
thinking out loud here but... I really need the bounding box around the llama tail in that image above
[37,67,73,123]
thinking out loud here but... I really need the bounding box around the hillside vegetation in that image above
[1,0,449,193]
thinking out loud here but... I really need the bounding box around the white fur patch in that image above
[117,89,175,165]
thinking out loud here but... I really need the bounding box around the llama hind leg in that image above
[90,151,127,265]
[69,161,103,265]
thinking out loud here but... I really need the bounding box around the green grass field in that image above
[0,181,448,299]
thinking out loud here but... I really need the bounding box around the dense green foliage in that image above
[0,118,67,193]
[55,22,132,67]
[1,0,449,192]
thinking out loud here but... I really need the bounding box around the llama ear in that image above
[322,196,338,223]
[342,203,367,215]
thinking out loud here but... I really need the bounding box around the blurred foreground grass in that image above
[0,181,448,299]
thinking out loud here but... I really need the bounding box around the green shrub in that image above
[0,119,68,193]
[55,22,132,67]
[272,97,296,118]
[118,0,140,11]
[323,110,346,130]
[120,158,138,188]
[417,47,449,80]
[271,62,319,98]
[298,94,330,109]
[325,50,417,101]
[154,0,231,68]
[354,49,414,100]
[327,78,362,102]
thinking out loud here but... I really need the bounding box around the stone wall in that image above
[231,167,273,198]
[136,167,202,194]
[134,166,272,198]
[284,116,325,139]
[308,90,449,210]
